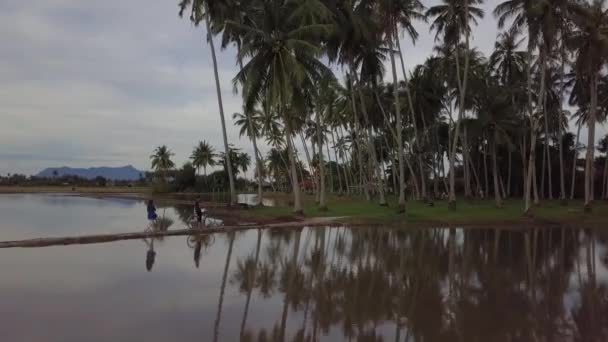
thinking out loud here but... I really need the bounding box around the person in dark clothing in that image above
[147,200,157,224]
[194,198,204,227]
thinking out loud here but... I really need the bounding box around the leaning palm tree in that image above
[566,0,608,211]
[234,109,264,205]
[190,140,216,176]
[376,0,426,212]
[179,0,237,206]
[427,0,485,210]
[493,0,541,212]
[150,145,175,180]
[229,0,334,214]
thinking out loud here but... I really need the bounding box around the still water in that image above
[0,194,607,341]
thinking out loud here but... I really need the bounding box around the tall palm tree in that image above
[567,0,608,211]
[489,28,526,198]
[190,140,216,176]
[234,109,264,205]
[427,0,485,210]
[376,0,426,211]
[179,0,237,206]
[229,0,334,214]
[473,70,517,208]
[494,0,542,212]
[150,145,175,180]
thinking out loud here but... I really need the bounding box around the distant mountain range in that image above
[36,165,144,181]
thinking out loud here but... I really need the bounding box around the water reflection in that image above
[2,215,608,341]
[217,227,608,342]
[238,194,277,207]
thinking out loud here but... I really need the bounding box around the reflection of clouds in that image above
[0,227,287,342]
[0,194,178,240]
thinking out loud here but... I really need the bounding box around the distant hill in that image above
[36,165,144,181]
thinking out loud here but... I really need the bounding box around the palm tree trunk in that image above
[354,76,387,206]
[316,113,327,210]
[585,73,598,211]
[205,13,236,206]
[251,135,264,206]
[558,47,567,202]
[338,128,356,194]
[521,134,527,199]
[391,30,406,213]
[571,121,582,200]
[299,133,318,200]
[396,27,426,203]
[348,75,369,199]
[525,43,544,213]
[602,155,608,199]
[213,232,234,342]
[285,119,303,214]
[483,139,489,197]
[543,91,553,200]
[463,125,472,198]
[468,148,483,198]
[493,132,503,208]
[507,148,512,198]
[240,229,261,339]
[448,25,471,210]
[541,139,547,199]
[325,136,335,193]
[330,132,344,194]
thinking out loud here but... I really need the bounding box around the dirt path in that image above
[0,217,346,249]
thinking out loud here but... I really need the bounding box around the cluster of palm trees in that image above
[175,0,608,214]
[149,141,250,182]
[194,226,607,341]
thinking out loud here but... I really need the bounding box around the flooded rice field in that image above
[0,194,606,341]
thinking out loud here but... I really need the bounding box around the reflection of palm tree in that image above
[238,229,262,339]
[213,232,235,342]
[279,229,302,341]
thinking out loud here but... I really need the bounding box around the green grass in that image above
[242,193,608,226]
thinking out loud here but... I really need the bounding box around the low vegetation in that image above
[241,193,608,226]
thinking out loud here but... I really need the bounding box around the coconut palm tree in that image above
[494,0,542,212]
[566,0,608,211]
[150,145,175,180]
[490,29,526,88]
[190,140,216,176]
[229,0,334,214]
[427,0,485,210]
[473,69,518,207]
[179,0,237,207]
[234,109,264,205]
[375,0,426,211]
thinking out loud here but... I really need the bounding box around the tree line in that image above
[147,0,608,214]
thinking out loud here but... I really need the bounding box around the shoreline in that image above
[2,187,608,228]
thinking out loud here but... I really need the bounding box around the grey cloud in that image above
[0,0,605,175]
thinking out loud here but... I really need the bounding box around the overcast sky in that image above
[0,0,605,176]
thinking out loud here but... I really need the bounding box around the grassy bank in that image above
[240,193,608,226]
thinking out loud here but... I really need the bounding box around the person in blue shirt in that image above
[147,200,157,224]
